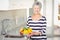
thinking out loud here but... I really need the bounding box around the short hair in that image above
[32,1,42,9]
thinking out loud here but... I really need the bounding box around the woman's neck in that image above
[32,13,42,21]
[33,13,41,16]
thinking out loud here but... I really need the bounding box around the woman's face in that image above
[33,5,41,14]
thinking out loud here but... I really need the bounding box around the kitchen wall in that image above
[0,0,60,40]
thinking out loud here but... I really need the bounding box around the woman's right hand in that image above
[20,32,23,36]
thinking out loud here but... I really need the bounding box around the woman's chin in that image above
[34,12,39,14]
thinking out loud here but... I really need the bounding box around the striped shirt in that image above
[27,16,47,40]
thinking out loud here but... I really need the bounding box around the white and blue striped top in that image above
[27,16,47,40]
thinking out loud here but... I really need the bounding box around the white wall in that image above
[46,0,53,27]
[45,0,53,35]
[0,0,9,10]
[9,0,34,9]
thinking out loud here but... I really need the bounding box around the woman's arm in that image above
[39,16,47,35]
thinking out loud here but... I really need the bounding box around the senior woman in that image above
[27,1,47,40]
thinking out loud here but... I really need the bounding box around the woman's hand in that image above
[27,32,42,38]
[33,32,42,35]
[20,32,23,36]
[27,32,34,38]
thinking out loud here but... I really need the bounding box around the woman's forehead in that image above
[33,5,40,8]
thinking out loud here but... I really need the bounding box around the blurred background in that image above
[0,0,60,40]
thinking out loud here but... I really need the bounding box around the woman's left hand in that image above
[27,32,42,38]
[33,32,42,35]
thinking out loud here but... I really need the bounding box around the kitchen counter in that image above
[0,34,60,40]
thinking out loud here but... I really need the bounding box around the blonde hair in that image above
[32,1,42,9]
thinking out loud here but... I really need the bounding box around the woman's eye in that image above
[35,8,36,9]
